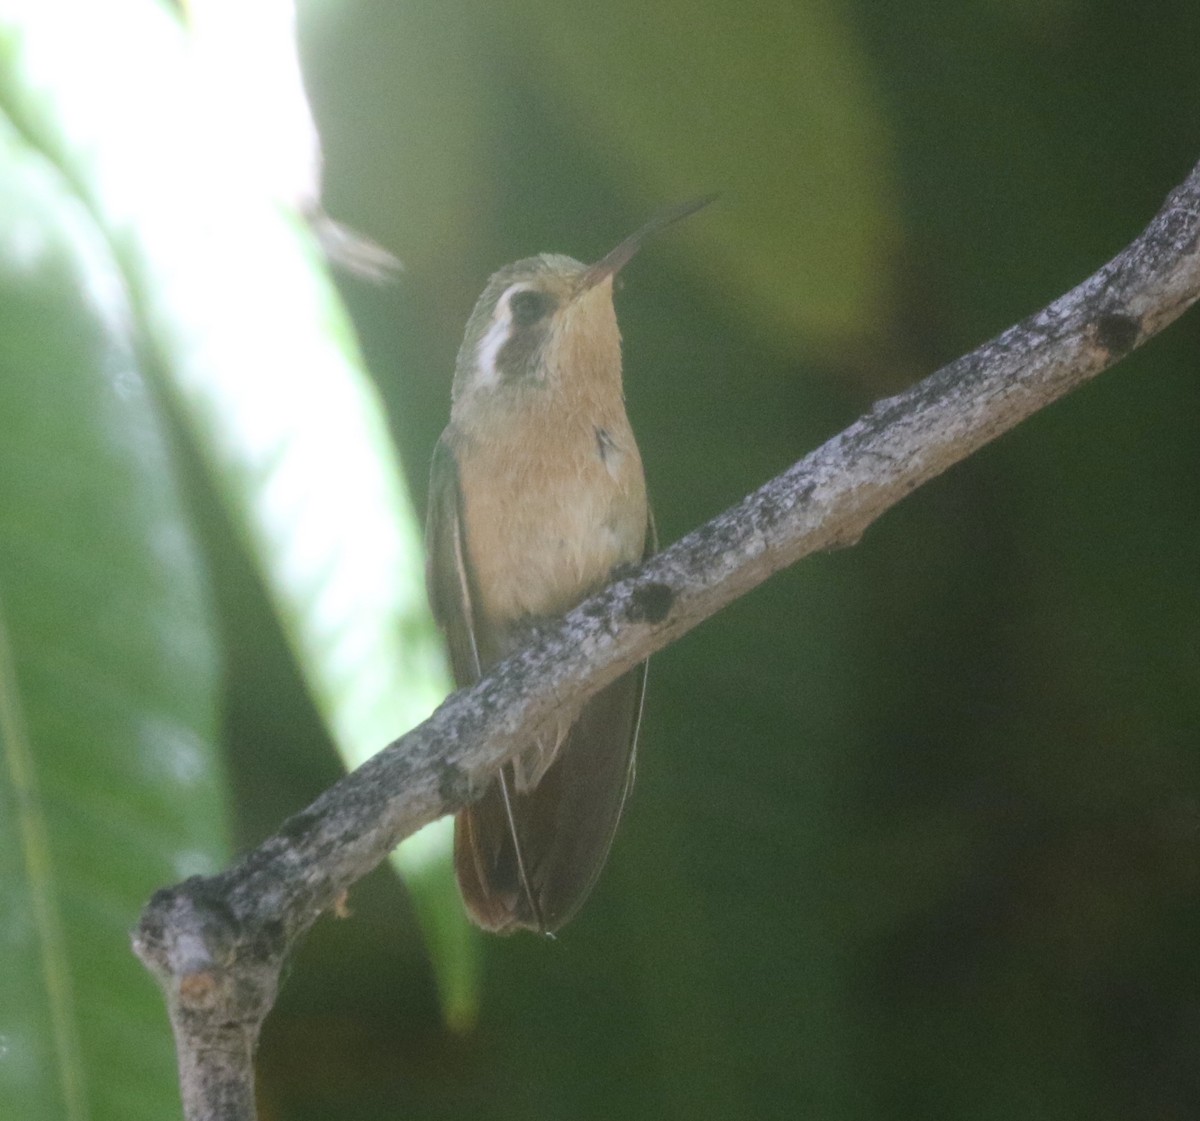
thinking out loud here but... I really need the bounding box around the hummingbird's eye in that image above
[508,288,555,327]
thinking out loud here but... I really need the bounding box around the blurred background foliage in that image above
[3,0,1200,1118]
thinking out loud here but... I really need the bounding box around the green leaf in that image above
[0,0,475,1026]
[506,0,897,352]
[0,115,226,1121]
[297,0,496,271]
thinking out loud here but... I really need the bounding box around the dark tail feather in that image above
[454,664,645,934]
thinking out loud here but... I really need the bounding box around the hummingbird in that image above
[425,197,712,934]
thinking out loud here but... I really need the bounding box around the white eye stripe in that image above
[475,283,534,387]
[475,310,510,387]
[499,282,533,305]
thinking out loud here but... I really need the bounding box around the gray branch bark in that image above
[134,158,1200,1121]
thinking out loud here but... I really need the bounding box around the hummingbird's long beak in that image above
[578,193,717,291]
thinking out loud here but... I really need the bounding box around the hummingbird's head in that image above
[450,195,716,412]
[451,252,622,410]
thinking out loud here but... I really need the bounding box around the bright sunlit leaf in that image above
[0,0,474,1028]
[0,110,226,1121]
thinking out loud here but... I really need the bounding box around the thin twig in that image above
[134,158,1200,1121]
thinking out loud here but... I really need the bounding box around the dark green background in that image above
[234,2,1198,1118]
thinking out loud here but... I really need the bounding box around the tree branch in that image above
[134,158,1200,1121]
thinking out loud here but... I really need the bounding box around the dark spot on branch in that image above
[254,919,288,960]
[145,885,178,918]
[756,493,782,527]
[582,597,609,618]
[135,876,245,970]
[755,483,808,532]
[628,582,674,624]
[438,760,472,807]
[1095,312,1141,357]
[278,808,318,842]
[180,875,241,931]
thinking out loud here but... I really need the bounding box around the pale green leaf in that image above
[0,114,226,1121]
[506,0,898,351]
[0,0,475,1028]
